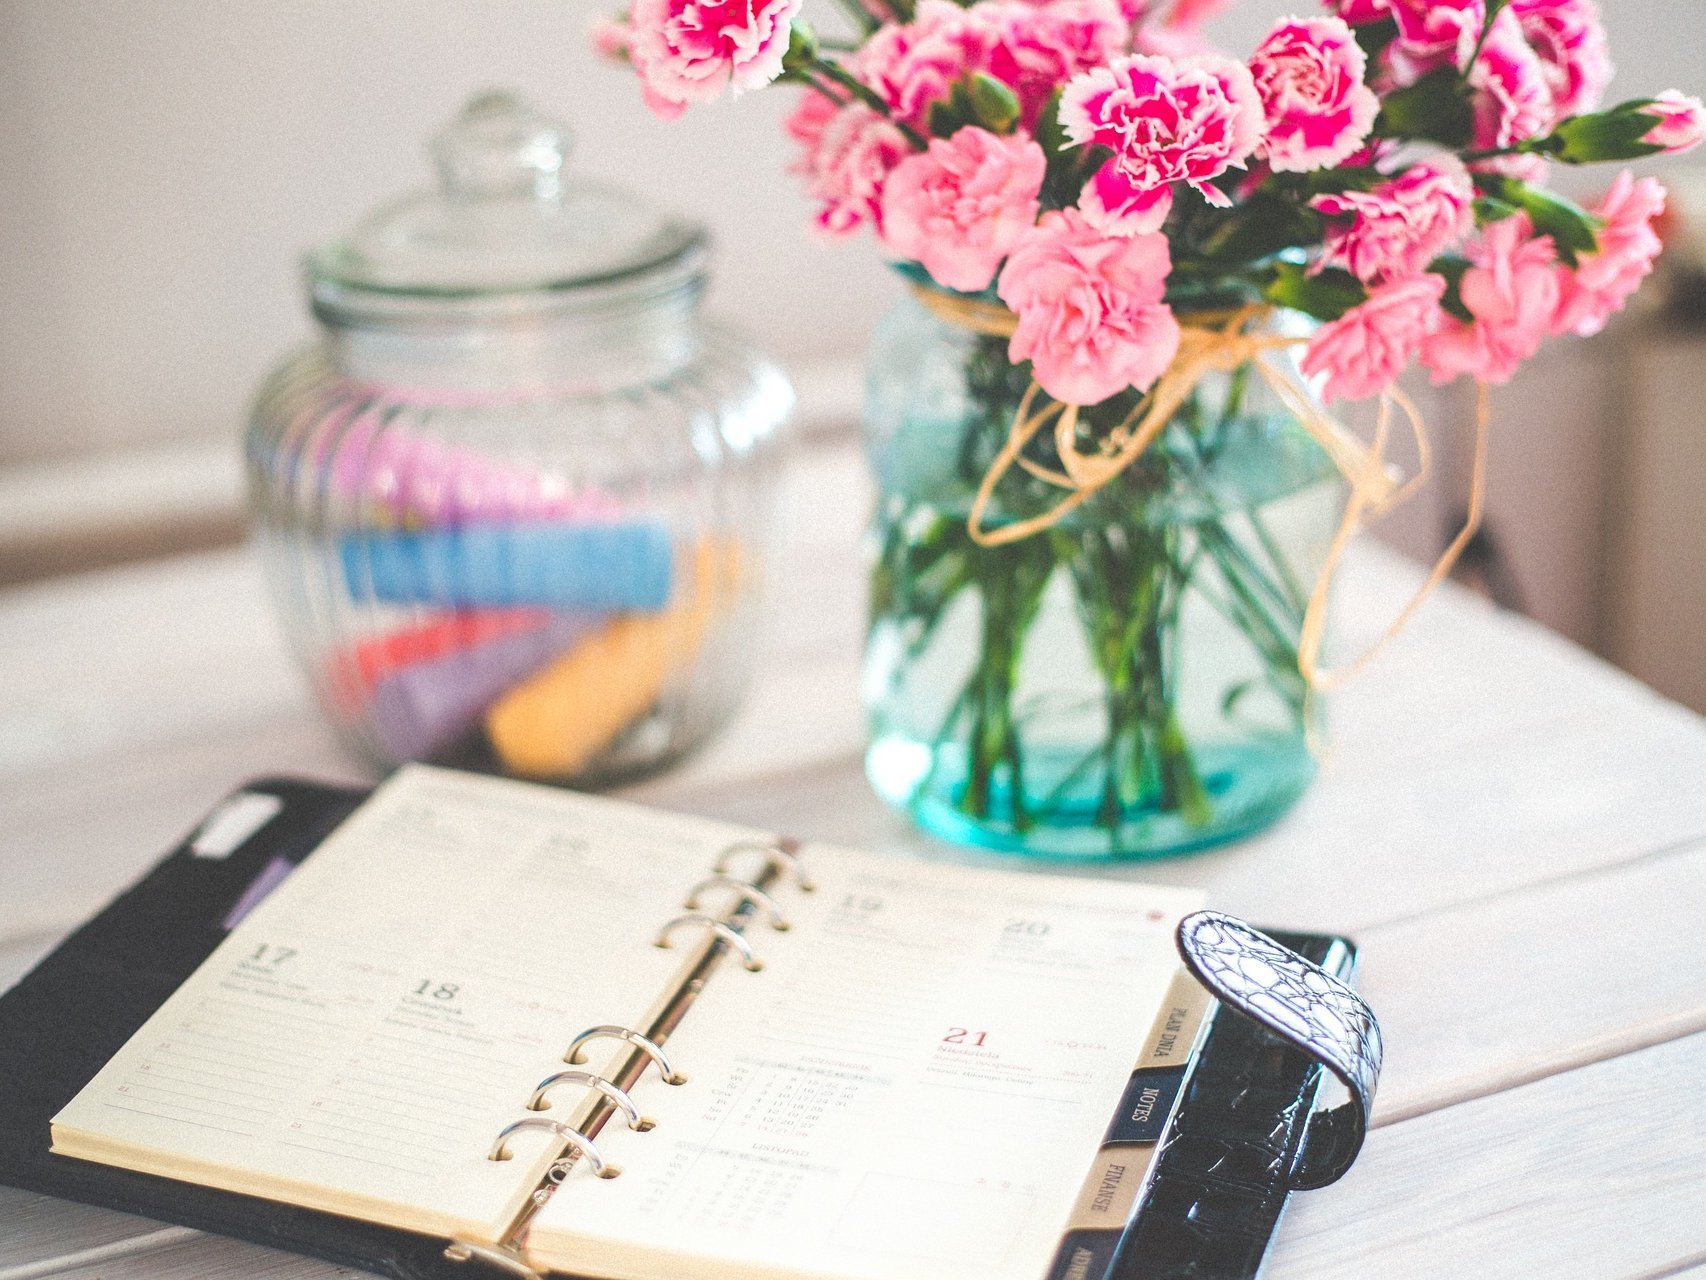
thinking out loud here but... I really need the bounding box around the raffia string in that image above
[911,284,1491,693]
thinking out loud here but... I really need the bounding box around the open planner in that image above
[2,765,1380,1280]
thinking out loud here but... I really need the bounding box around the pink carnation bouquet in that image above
[598,0,1701,857]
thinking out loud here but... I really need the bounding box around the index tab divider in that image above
[1044,968,1220,1280]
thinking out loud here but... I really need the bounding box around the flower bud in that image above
[1545,100,1668,163]
[1642,90,1706,156]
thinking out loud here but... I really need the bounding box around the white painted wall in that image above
[2,0,1700,466]
[0,0,897,465]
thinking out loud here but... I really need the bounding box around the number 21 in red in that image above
[943,1027,989,1047]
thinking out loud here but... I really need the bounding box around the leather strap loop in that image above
[1176,911,1383,1190]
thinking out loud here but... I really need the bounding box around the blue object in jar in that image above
[340,521,675,611]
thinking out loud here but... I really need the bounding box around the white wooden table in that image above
[3,439,1705,1280]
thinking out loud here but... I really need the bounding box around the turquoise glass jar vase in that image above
[861,292,1342,860]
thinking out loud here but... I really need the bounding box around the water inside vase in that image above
[861,451,1341,860]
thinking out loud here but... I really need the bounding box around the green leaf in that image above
[1263,262,1367,322]
[1480,175,1602,264]
[1352,16,1399,65]
[927,98,965,137]
[1473,195,1522,224]
[1036,90,1100,214]
[928,80,979,138]
[1198,191,1325,267]
[1433,258,1474,324]
[1036,88,1068,156]
[925,75,1023,139]
[1377,67,1474,146]
[1301,166,1387,198]
[1220,680,1256,719]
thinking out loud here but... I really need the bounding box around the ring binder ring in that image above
[528,1070,656,1131]
[684,874,791,931]
[564,1025,688,1085]
[487,1117,620,1178]
[655,913,765,971]
[712,839,815,892]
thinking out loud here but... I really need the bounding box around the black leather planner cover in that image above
[0,778,1361,1280]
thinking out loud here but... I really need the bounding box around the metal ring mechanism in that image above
[486,1117,619,1179]
[528,1070,655,1131]
[563,1025,687,1085]
[654,913,764,971]
[684,874,791,931]
[712,840,815,892]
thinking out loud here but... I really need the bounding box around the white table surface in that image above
[2,439,1704,1280]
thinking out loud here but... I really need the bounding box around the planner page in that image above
[528,845,1202,1280]
[52,765,777,1243]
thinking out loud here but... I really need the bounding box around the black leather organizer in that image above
[0,778,1381,1280]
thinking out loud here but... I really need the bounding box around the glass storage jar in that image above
[246,93,793,786]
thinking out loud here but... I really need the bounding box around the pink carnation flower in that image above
[1553,170,1667,337]
[1130,23,1216,59]
[857,1,1128,132]
[1118,0,1229,26]
[1643,90,1706,156]
[784,86,838,164]
[1061,53,1264,236]
[881,128,1047,293]
[993,0,1131,127]
[784,87,838,191]
[1312,157,1475,283]
[799,103,912,237]
[1250,16,1379,174]
[1422,215,1561,386]
[1510,0,1612,119]
[856,0,998,126]
[1328,0,1392,24]
[996,209,1182,404]
[1389,0,1484,72]
[1302,274,1447,403]
[1164,0,1232,26]
[1469,10,1558,179]
[593,15,689,119]
[629,0,804,107]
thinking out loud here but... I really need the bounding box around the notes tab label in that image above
[1103,1067,1186,1146]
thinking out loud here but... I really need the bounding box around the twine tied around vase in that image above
[910,286,1492,693]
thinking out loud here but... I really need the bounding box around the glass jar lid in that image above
[308,91,706,326]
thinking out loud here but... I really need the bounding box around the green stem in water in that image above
[960,538,1054,829]
[1065,519,1214,842]
[1246,507,1311,618]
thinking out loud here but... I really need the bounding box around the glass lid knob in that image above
[306,89,703,315]
[431,91,572,202]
